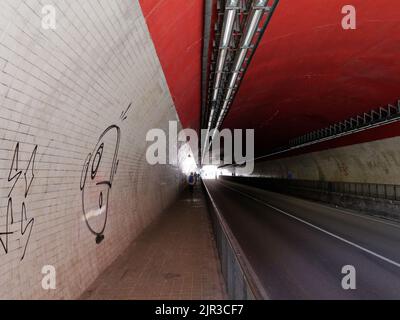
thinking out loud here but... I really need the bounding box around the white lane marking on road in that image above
[325,206,400,230]
[218,181,400,269]
[226,181,400,230]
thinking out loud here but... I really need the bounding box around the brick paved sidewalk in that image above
[81,184,226,300]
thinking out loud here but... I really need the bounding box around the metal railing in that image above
[289,100,400,147]
[202,180,268,300]
[220,176,400,201]
[245,100,400,162]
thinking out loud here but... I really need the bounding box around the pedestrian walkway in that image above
[81,184,226,300]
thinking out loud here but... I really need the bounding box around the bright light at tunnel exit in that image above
[180,154,197,175]
[201,165,218,180]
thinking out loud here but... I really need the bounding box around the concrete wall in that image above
[0,0,184,299]
[233,136,400,185]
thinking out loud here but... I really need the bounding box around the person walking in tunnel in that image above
[188,172,196,194]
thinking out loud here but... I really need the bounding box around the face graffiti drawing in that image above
[80,125,120,244]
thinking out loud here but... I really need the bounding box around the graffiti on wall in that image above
[120,102,132,122]
[80,125,121,244]
[79,103,133,243]
[0,143,37,260]
[0,103,131,255]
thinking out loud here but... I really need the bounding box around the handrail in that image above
[202,180,268,300]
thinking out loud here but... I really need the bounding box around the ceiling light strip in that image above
[203,0,240,162]
[214,0,279,130]
[212,0,239,102]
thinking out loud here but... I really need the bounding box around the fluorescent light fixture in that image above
[212,88,219,101]
[242,10,263,47]
[216,48,227,72]
[214,72,222,88]
[242,1,267,47]
[254,0,268,8]
[207,2,238,119]
[226,88,234,101]
[203,0,278,164]
[221,100,229,114]
[233,49,247,72]
[226,0,240,7]
[221,9,236,48]
[228,72,239,89]
[217,0,268,127]
[213,47,228,100]
[208,108,215,125]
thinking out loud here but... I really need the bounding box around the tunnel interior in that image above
[0,0,399,301]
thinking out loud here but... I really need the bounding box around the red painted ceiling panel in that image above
[139,0,204,132]
[223,0,400,156]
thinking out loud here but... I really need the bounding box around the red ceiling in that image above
[223,0,400,156]
[141,0,400,157]
[139,0,204,132]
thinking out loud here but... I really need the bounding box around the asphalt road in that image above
[204,179,400,299]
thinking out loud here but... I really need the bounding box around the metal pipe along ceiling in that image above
[202,0,280,162]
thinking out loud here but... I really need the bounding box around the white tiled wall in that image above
[0,0,184,299]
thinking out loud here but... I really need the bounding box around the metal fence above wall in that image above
[289,100,400,148]
[279,179,400,202]
[221,176,400,202]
